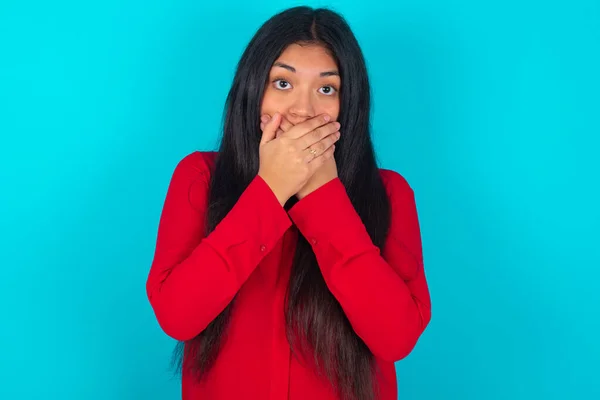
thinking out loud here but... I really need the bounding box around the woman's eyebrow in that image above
[273,61,339,77]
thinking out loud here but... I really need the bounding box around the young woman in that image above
[146,6,431,400]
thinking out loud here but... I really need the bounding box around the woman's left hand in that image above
[261,114,338,200]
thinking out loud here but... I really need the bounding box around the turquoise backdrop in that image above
[1,0,598,399]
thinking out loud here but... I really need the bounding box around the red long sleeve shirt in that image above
[146,151,431,400]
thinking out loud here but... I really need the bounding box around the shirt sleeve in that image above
[287,171,431,362]
[146,152,292,341]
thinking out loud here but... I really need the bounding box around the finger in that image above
[261,114,294,133]
[307,144,336,170]
[260,124,285,138]
[298,121,340,150]
[262,122,284,135]
[260,113,282,144]
[285,114,331,139]
[259,114,270,132]
[302,132,339,163]
[278,115,294,133]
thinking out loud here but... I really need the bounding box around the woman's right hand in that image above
[257,113,341,206]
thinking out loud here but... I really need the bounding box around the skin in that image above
[259,43,342,200]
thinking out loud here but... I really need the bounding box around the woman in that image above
[146,6,431,400]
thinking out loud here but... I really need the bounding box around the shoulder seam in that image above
[379,168,413,194]
[177,151,214,182]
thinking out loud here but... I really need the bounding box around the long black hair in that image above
[173,6,391,400]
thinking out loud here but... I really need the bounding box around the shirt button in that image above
[260,244,266,252]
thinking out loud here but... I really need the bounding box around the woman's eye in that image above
[274,79,291,90]
[319,86,337,95]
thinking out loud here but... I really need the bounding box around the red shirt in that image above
[146,151,431,399]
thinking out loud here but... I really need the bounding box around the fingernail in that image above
[261,115,270,123]
[323,114,331,122]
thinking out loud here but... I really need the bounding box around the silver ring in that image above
[309,148,318,156]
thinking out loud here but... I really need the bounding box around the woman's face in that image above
[261,43,341,127]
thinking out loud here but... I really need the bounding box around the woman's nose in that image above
[288,90,315,118]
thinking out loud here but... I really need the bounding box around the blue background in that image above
[1,0,598,399]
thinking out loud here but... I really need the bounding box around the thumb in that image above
[260,113,282,144]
